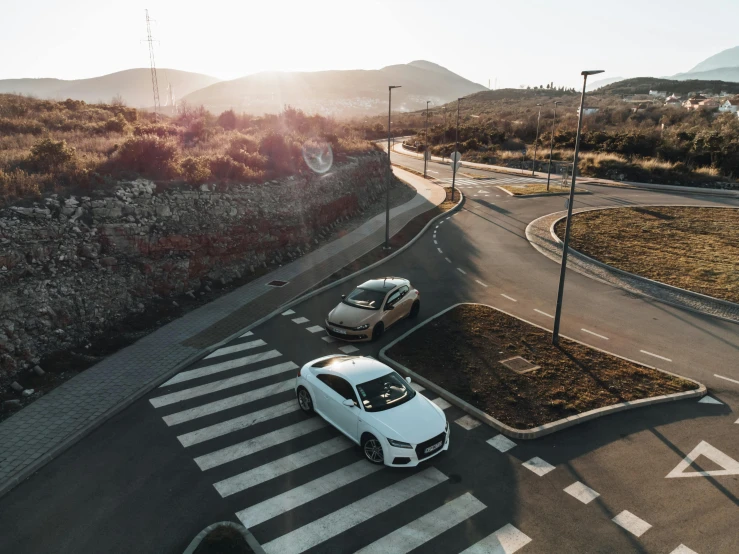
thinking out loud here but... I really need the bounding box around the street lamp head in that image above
[389,85,402,90]
[581,70,604,76]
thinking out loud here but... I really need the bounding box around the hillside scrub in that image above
[0,94,374,207]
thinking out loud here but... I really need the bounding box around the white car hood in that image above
[364,394,446,445]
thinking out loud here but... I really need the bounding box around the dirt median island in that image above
[386,304,697,430]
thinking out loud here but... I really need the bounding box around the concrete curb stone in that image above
[182,521,265,554]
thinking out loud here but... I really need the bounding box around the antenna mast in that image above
[145,9,161,120]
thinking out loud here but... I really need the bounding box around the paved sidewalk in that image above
[0,166,445,497]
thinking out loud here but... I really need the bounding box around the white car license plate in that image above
[424,441,442,454]
[332,327,347,335]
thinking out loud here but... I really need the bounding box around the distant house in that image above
[631,102,650,113]
[718,99,739,113]
[577,107,599,116]
[698,98,720,110]
[649,90,667,98]
[665,94,682,107]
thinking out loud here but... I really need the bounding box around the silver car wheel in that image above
[364,438,384,463]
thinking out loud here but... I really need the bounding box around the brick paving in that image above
[0,167,445,496]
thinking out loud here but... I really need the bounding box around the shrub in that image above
[217,109,237,130]
[0,168,42,205]
[180,156,211,184]
[133,123,180,138]
[207,155,265,182]
[259,132,294,172]
[25,138,77,173]
[104,114,130,134]
[109,135,180,178]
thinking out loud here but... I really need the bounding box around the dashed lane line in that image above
[612,510,652,538]
[432,397,452,410]
[239,331,254,338]
[457,268,467,275]
[640,350,672,362]
[445,257,452,263]
[487,434,516,453]
[281,309,295,316]
[534,309,554,319]
[434,240,438,245]
[522,457,556,476]
[581,328,609,340]
[563,481,600,505]
[715,374,739,385]
[306,325,324,333]
[455,415,481,430]
[438,248,443,254]
[475,280,488,287]
[501,294,517,302]
[292,317,310,324]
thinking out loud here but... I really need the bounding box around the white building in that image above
[577,107,599,116]
[718,99,739,113]
[649,90,667,98]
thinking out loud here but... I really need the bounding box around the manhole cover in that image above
[267,280,289,288]
[499,356,540,374]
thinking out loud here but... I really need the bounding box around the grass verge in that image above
[499,183,588,196]
[555,206,739,304]
[387,304,697,430]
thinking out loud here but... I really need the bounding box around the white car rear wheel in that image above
[297,387,314,414]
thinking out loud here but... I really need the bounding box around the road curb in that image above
[183,521,265,554]
[379,302,705,440]
[495,185,590,199]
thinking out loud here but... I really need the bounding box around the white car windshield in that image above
[356,372,416,412]
[343,287,386,310]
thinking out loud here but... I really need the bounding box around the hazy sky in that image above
[4,0,738,88]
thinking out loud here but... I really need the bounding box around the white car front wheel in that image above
[362,434,385,465]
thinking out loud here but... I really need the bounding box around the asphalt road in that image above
[1,154,737,554]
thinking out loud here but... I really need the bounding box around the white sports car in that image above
[295,354,449,467]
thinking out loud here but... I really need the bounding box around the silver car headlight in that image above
[354,323,370,331]
[387,438,413,449]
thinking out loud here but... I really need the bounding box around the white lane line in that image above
[715,374,739,385]
[457,268,467,275]
[205,339,267,359]
[612,510,652,537]
[216,437,352,499]
[261,468,448,554]
[162,378,295,426]
[438,248,443,254]
[501,294,517,302]
[429,170,438,174]
[177,400,299,447]
[445,257,452,263]
[435,225,439,229]
[640,350,672,362]
[281,309,295,316]
[460,523,532,554]
[522,457,556,476]
[487,434,516,453]
[356,493,486,554]
[455,415,481,430]
[321,336,336,343]
[534,309,554,318]
[159,350,283,387]
[475,280,488,288]
[239,331,254,338]
[292,317,309,324]
[563,481,600,504]
[195,417,326,471]
[411,383,426,392]
[432,398,452,410]
[236,460,382,528]
[434,240,438,245]
[339,345,359,354]
[306,325,324,333]
[581,328,609,340]
[670,545,698,554]
[698,396,722,405]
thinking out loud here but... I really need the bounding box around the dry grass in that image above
[499,183,587,196]
[557,206,739,303]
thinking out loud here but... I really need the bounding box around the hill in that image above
[671,67,739,83]
[687,46,739,73]
[0,69,220,107]
[594,77,739,96]
[587,76,625,91]
[181,61,487,118]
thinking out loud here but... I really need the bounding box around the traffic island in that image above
[381,303,703,439]
[184,522,264,554]
[498,183,589,197]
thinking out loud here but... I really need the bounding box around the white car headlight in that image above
[387,438,413,449]
[354,323,370,331]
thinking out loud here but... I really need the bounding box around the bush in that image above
[104,114,130,134]
[180,156,211,184]
[217,109,237,130]
[110,135,180,178]
[259,132,295,172]
[25,138,77,173]
[133,123,180,138]
[0,168,42,205]
[208,155,265,182]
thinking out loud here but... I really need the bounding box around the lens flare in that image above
[302,141,333,174]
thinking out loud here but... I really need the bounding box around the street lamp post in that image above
[532,103,542,176]
[423,100,430,178]
[552,70,604,345]
[386,85,401,249]
[451,97,462,200]
[546,101,561,191]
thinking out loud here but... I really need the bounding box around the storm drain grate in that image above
[267,280,289,288]
[499,356,540,374]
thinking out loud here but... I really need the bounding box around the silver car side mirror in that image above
[342,398,355,407]
[405,377,412,384]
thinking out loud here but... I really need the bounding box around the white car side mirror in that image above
[405,377,412,384]
[342,399,355,407]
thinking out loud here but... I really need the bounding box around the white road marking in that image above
[460,523,532,554]
[475,280,488,287]
[306,325,324,333]
[356,493,486,554]
[177,400,299,447]
[194,417,326,471]
[434,240,438,245]
[292,317,310,324]
[445,257,452,263]
[563,481,600,504]
[411,383,426,392]
[216,436,352,497]
[612,510,652,537]
[455,415,481,430]
[666,440,739,478]
[261,468,448,554]
[321,336,336,343]
[438,248,443,254]
[239,331,254,337]
[640,350,672,362]
[160,350,283,387]
[580,328,609,340]
[501,294,517,302]
[429,170,438,174]
[339,345,359,354]
[670,545,699,554]
[522,457,556,476]
[698,396,722,405]
[432,397,452,410]
[281,309,295,316]
[205,339,267,359]
[534,309,554,318]
[162,378,295,426]
[435,225,439,229]
[457,268,467,275]
[487,434,517,453]
[236,460,382,528]
[715,374,739,385]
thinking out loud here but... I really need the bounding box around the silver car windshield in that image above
[356,372,416,412]
[342,287,386,310]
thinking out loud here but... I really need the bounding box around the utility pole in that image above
[451,97,461,200]
[532,104,542,176]
[145,10,161,121]
[423,100,430,178]
[552,70,604,345]
[546,101,561,191]
[385,86,401,249]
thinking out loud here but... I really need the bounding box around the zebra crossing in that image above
[148,329,533,553]
[441,176,542,187]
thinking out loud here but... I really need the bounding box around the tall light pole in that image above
[423,100,430,178]
[531,103,542,176]
[546,101,561,191]
[552,70,604,345]
[385,85,401,249]
[451,97,462,200]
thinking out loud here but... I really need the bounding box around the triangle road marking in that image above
[666,440,739,478]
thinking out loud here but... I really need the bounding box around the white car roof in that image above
[320,356,394,384]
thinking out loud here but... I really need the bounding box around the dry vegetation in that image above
[0,94,374,207]
[556,206,739,303]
